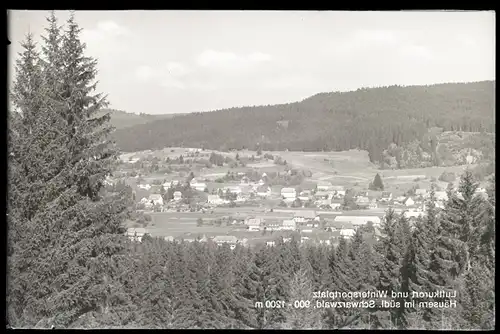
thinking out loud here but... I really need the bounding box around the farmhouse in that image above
[340,227,356,239]
[213,235,239,250]
[334,190,346,198]
[314,190,331,199]
[380,191,393,202]
[317,181,332,191]
[226,186,243,195]
[207,195,224,205]
[281,187,297,201]
[282,219,297,231]
[293,210,319,224]
[325,221,355,232]
[415,189,428,198]
[333,216,382,227]
[355,196,370,205]
[173,191,182,201]
[266,221,284,231]
[126,227,148,242]
[246,218,262,231]
[403,197,415,207]
[318,198,332,208]
[149,194,164,206]
[330,201,342,210]
[256,185,271,198]
[298,190,313,202]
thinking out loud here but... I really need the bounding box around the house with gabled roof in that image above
[246,218,262,231]
[415,189,428,198]
[281,187,297,201]
[293,210,319,224]
[213,235,239,249]
[126,227,148,242]
[317,181,332,191]
[380,191,393,202]
[149,194,164,206]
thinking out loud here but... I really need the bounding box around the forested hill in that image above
[99,109,185,130]
[112,81,495,163]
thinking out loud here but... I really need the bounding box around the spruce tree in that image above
[403,184,441,326]
[8,12,131,328]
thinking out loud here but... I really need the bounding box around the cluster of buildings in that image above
[125,228,246,250]
[280,182,346,206]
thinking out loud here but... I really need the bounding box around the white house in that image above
[334,190,346,198]
[380,191,393,202]
[258,179,266,186]
[246,218,262,231]
[190,178,207,192]
[317,181,332,191]
[281,187,297,201]
[138,184,151,190]
[266,221,284,231]
[149,194,164,206]
[207,195,224,205]
[404,210,426,219]
[282,219,297,231]
[298,190,312,202]
[266,241,276,247]
[330,202,342,210]
[213,235,239,250]
[340,227,356,239]
[126,227,147,242]
[355,196,370,205]
[226,186,242,195]
[415,189,428,198]
[256,186,271,198]
[173,191,182,201]
[293,211,319,224]
[403,197,415,207]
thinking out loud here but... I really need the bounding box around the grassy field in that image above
[136,204,389,240]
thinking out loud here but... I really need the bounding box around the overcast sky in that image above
[9,10,495,115]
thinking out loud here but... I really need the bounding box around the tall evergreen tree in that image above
[8,12,130,328]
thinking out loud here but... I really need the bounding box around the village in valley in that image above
[116,146,489,248]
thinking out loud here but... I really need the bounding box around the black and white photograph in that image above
[7,10,495,329]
